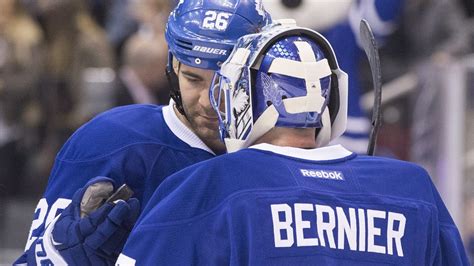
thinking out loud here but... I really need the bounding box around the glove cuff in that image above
[41,216,68,265]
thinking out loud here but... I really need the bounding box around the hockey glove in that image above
[50,176,140,266]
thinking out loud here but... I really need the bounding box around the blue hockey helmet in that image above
[165,0,272,115]
[210,21,348,152]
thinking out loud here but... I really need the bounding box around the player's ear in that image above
[173,58,180,74]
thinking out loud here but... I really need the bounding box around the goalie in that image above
[118,23,469,265]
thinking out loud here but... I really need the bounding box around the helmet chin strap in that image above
[166,55,186,116]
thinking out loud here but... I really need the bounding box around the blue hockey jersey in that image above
[17,103,215,264]
[119,144,469,265]
[325,0,403,153]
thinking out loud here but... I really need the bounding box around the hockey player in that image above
[15,1,271,265]
[323,0,403,154]
[264,0,404,154]
[118,23,470,265]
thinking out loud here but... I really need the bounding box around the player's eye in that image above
[182,72,203,83]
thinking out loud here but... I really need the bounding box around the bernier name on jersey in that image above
[271,203,406,257]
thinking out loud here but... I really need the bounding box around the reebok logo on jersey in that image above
[192,45,227,56]
[300,169,344,180]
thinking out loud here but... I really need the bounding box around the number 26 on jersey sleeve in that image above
[25,198,71,251]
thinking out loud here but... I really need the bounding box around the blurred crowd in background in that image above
[0,0,172,199]
[0,0,474,261]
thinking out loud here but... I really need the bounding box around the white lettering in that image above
[294,204,318,246]
[387,212,406,257]
[25,198,72,251]
[299,169,345,180]
[337,207,357,251]
[367,209,386,254]
[45,198,71,226]
[270,203,406,257]
[192,45,227,55]
[202,11,231,31]
[315,204,336,248]
[25,199,48,251]
[358,208,366,252]
[271,204,294,247]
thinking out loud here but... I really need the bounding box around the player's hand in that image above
[51,176,140,266]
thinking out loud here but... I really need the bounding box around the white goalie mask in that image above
[210,21,348,152]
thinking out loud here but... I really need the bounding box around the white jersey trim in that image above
[249,144,353,161]
[162,100,215,155]
[330,136,369,155]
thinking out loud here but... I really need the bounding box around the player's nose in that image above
[199,86,212,106]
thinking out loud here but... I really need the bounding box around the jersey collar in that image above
[249,143,353,161]
[163,100,215,155]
